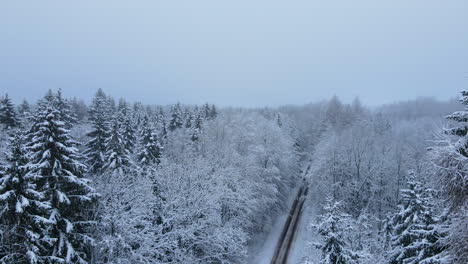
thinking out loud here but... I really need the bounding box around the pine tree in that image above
[55,88,77,128]
[104,116,133,174]
[117,100,136,154]
[168,103,183,131]
[191,109,204,142]
[202,103,211,120]
[138,116,162,166]
[434,90,468,209]
[27,98,97,263]
[445,90,468,156]
[184,108,193,128]
[0,133,50,264]
[430,90,468,264]
[210,104,218,120]
[314,197,358,264]
[132,102,143,126]
[107,96,116,113]
[0,93,20,128]
[157,106,168,141]
[84,89,111,173]
[388,175,447,264]
[36,89,55,112]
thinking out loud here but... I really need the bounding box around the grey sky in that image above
[1,0,467,107]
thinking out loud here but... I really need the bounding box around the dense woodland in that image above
[0,89,466,264]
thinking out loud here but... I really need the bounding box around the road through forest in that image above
[269,180,309,264]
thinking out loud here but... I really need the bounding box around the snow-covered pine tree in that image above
[0,133,50,264]
[157,106,168,141]
[132,102,143,127]
[138,116,162,166]
[202,103,211,120]
[0,93,20,128]
[27,99,97,264]
[191,109,204,142]
[314,197,358,264]
[412,205,450,264]
[107,95,116,113]
[55,88,77,128]
[434,90,468,209]
[429,90,468,263]
[184,108,193,129]
[388,176,423,264]
[168,103,183,131]
[445,90,468,155]
[104,116,133,174]
[117,100,136,154]
[387,175,447,264]
[210,104,218,119]
[84,89,111,173]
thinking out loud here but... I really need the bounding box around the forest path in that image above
[248,163,312,264]
[269,181,309,264]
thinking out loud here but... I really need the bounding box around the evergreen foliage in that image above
[388,175,447,264]
[104,116,133,174]
[138,116,162,166]
[26,93,97,263]
[84,89,111,173]
[0,133,49,264]
[168,103,183,131]
[314,197,358,264]
[0,93,20,128]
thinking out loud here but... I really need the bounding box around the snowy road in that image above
[248,181,309,264]
[270,183,309,264]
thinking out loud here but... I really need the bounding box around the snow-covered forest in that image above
[0,89,467,264]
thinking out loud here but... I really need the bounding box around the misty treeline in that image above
[0,89,466,264]
[281,95,466,264]
[0,89,300,264]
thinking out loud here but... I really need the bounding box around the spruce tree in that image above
[314,197,358,264]
[27,98,97,263]
[388,175,446,264]
[0,133,49,264]
[430,90,468,264]
[104,116,133,174]
[55,88,77,128]
[435,90,468,209]
[210,104,218,119]
[191,110,204,142]
[117,100,136,154]
[84,89,111,173]
[184,108,193,129]
[36,89,55,111]
[168,103,183,131]
[138,116,162,166]
[202,103,211,120]
[0,93,20,128]
[107,96,116,113]
[445,90,468,156]
[158,107,168,140]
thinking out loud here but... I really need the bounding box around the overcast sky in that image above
[1,0,467,107]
